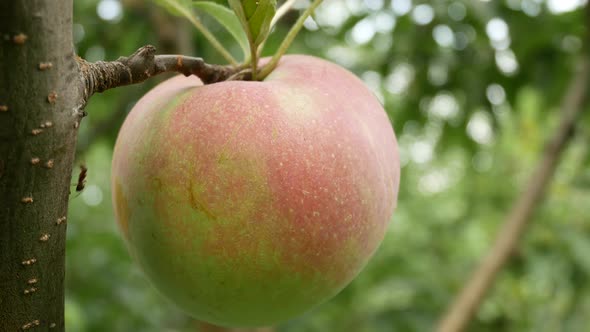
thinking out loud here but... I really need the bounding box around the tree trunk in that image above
[0,1,82,330]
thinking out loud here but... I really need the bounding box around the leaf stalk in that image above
[258,0,323,80]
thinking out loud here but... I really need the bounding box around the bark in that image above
[0,1,82,330]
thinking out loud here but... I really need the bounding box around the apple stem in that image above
[162,0,238,66]
[250,46,258,81]
[257,0,323,80]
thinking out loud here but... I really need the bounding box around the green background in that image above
[67,0,590,331]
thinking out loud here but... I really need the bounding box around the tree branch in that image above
[77,45,240,103]
[435,56,590,332]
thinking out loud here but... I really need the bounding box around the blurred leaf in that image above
[65,299,86,331]
[564,230,590,276]
[153,0,192,17]
[193,1,249,60]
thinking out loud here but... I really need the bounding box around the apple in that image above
[111,55,400,327]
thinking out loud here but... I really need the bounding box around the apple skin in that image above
[111,55,400,327]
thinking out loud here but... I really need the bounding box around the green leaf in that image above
[193,1,249,60]
[228,0,276,48]
[228,0,248,29]
[228,0,278,79]
[242,0,259,17]
[248,0,276,45]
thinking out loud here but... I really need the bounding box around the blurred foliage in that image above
[67,0,590,331]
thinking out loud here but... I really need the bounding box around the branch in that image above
[435,57,590,332]
[78,45,240,103]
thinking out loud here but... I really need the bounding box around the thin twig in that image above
[258,0,323,79]
[435,57,590,332]
[272,0,299,27]
[78,45,240,103]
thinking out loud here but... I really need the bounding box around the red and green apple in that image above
[111,55,400,327]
